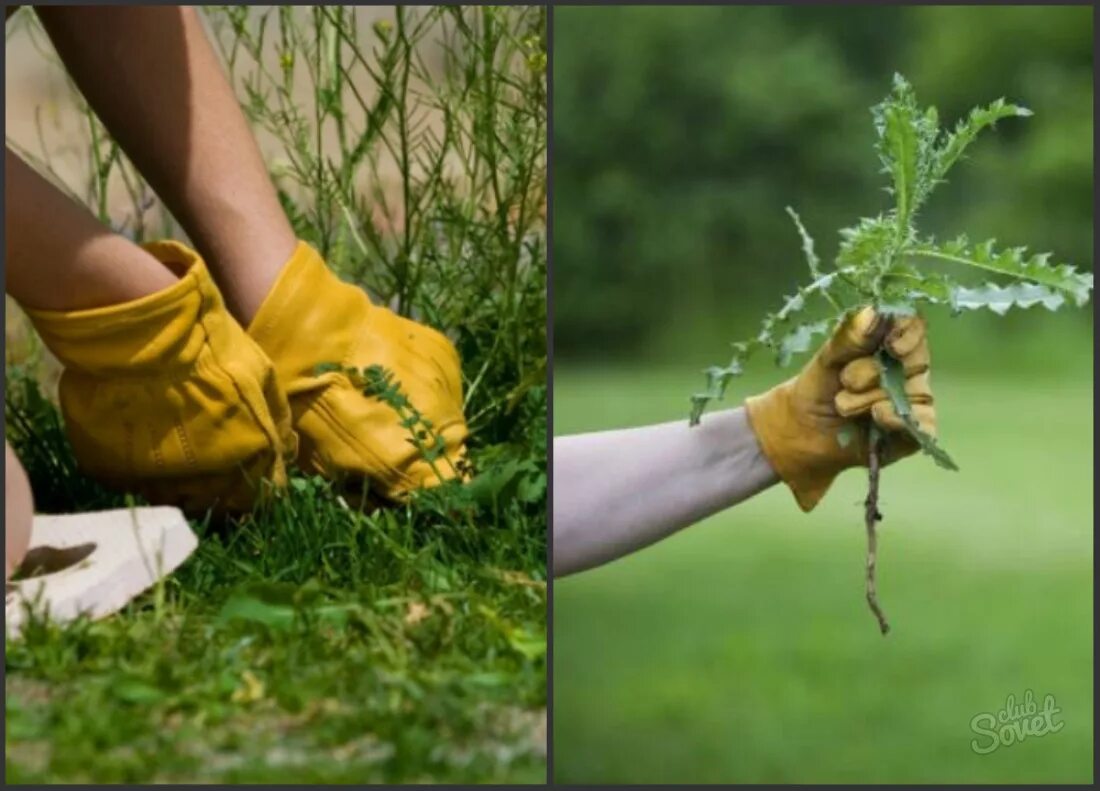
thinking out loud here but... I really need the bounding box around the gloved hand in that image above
[246,241,469,501]
[24,241,296,514]
[745,307,934,511]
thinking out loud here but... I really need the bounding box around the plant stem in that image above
[395,5,413,315]
[864,428,889,635]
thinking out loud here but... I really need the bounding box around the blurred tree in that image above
[553,5,1092,360]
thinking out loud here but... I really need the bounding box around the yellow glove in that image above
[247,242,469,501]
[23,241,296,514]
[745,307,935,512]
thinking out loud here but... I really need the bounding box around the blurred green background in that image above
[552,4,1093,784]
[554,4,1092,364]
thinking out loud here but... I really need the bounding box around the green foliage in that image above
[689,75,1093,466]
[348,363,463,483]
[907,236,1092,308]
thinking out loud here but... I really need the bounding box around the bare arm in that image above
[5,148,177,311]
[553,408,778,577]
[553,310,939,578]
[36,5,296,322]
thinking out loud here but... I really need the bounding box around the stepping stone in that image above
[6,506,197,638]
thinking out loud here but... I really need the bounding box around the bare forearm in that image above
[37,5,295,321]
[552,408,779,577]
[5,148,176,311]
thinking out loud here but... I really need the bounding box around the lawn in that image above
[552,353,1092,784]
[5,434,547,783]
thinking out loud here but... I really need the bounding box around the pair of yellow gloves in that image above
[25,241,468,513]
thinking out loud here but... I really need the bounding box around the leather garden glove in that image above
[23,241,296,514]
[745,307,934,512]
[246,241,469,501]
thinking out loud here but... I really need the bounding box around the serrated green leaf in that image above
[908,237,1093,306]
[875,350,958,471]
[871,74,941,231]
[876,350,912,417]
[935,98,1032,182]
[703,362,742,395]
[754,272,842,351]
[688,394,710,427]
[692,269,849,423]
[786,206,822,279]
[886,268,954,305]
[908,418,958,471]
[704,362,742,379]
[777,272,841,317]
[950,282,1066,315]
[879,103,919,231]
[836,214,895,278]
[776,320,830,367]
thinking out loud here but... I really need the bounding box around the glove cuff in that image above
[24,241,221,376]
[744,385,837,513]
[246,240,369,389]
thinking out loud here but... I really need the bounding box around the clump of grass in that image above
[5,6,546,784]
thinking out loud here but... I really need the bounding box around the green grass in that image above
[6,464,546,783]
[6,351,546,785]
[6,6,546,784]
[552,351,1092,784]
